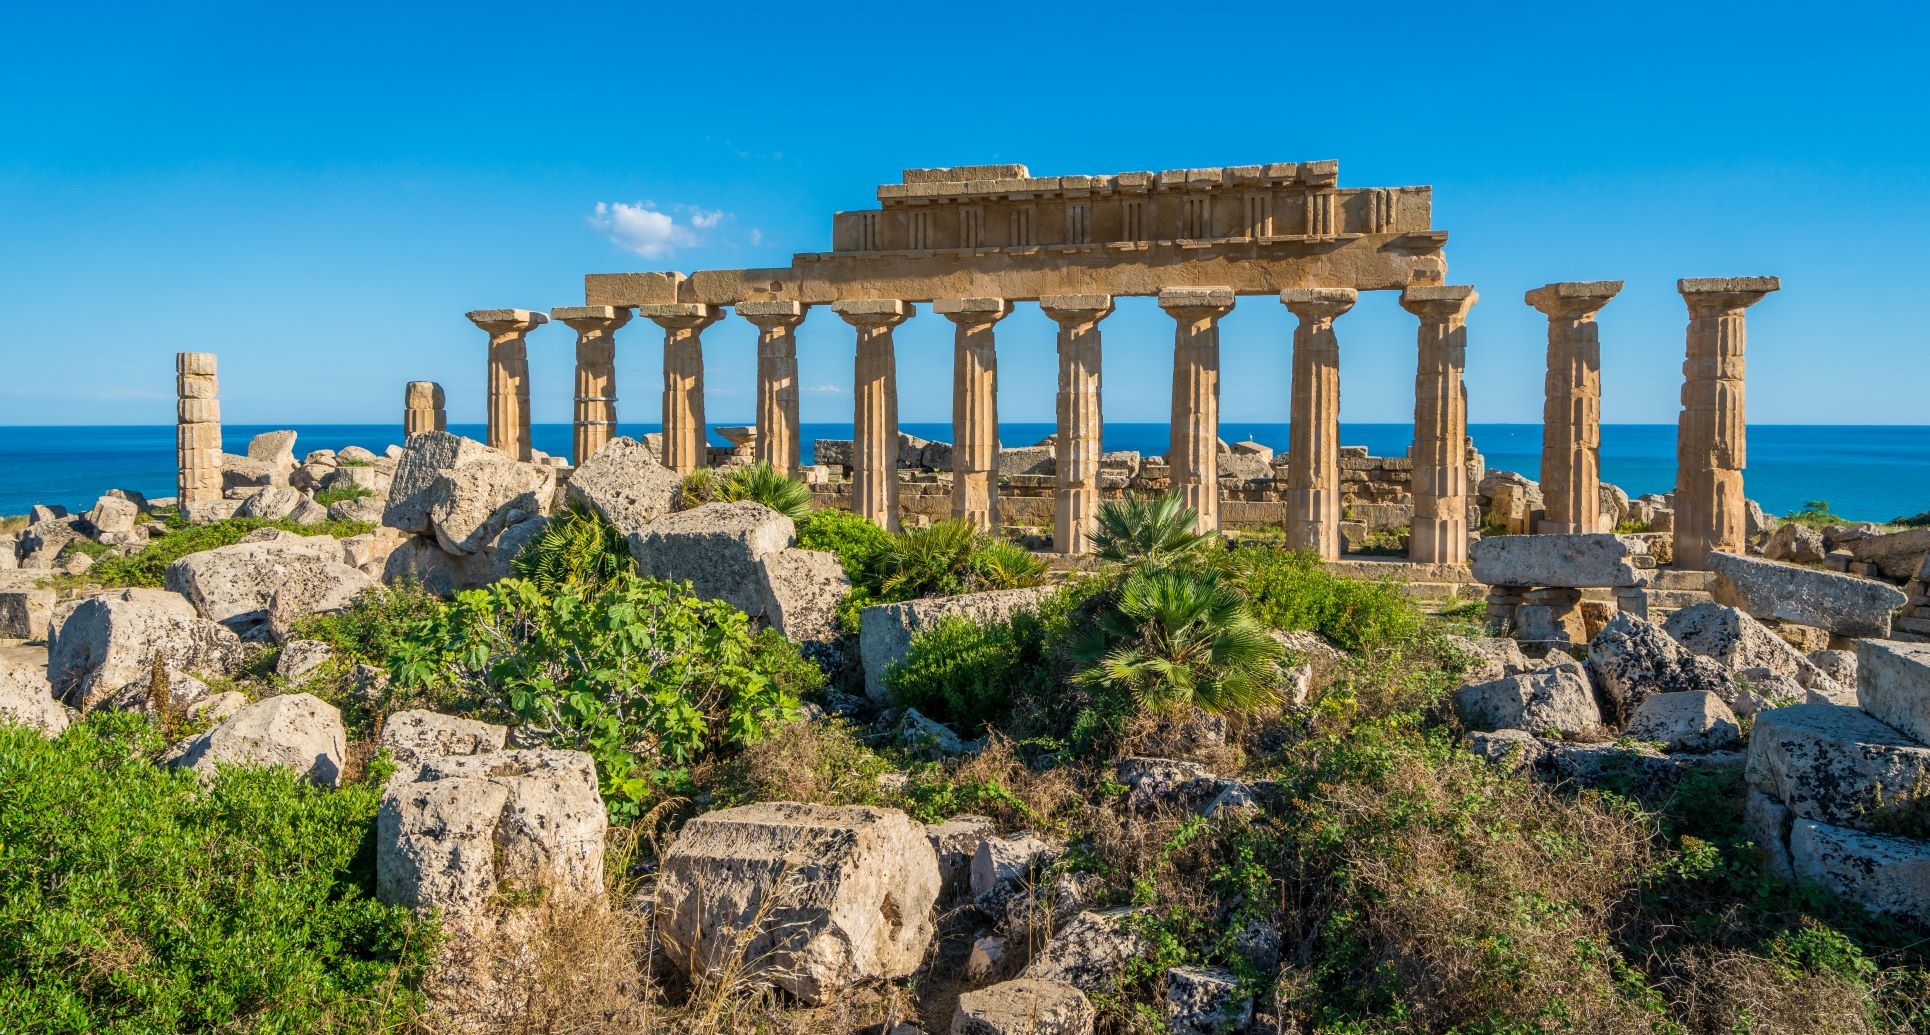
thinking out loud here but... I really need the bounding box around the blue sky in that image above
[2,1,1926,429]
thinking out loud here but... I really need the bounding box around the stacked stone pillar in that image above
[933,298,1012,531]
[738,301,807,476]
[403,381,446,437]
[1041,295,1113,554]
[467,309,548,462]
[640,304,721,476]
[834,299,913,531]
[1159,287,1235,533]
[553,305,631,466]
[1401,285,1478,564]
[1280,288,1356,559]
[1526,281,1621,533]
[1674,277,1779,570]
[175,352,222,511]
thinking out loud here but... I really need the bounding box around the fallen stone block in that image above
[0,587,56,640]
[1709,551,1904,638]
[1856,639,1930,744]
[46,587,243,709]
[562,436,682,539]
[1021,906,1151,992]
[0,654,69,736]
[755,548,848,647]
[1469,533,1650,588]
[162,531,343,632]
[1789,819,1930,923]
[1165,966,1253,1035]
[1746,703,1930,830]
[952,978,1094,1035]
[632,501,795,615]
[1451,660,1603,737]
[170,692,347,787]
[860,587,1053,703]
[1585,612,1734,725]
[1665,602,1827,687]
[926,814,995,898]
[1624,690,1742,753]
[384,431,554,556]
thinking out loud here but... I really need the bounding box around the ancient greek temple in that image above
[444,161,1776,569]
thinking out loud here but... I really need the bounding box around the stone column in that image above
[640,303,721,476]
[1674,277,1779,570]
[1526,281,1621,533]
[553,305,631,466]
[933,297,1012,531]
[176,352,222,511]
[1040,295,1113,554]
[738,301,807,475]
[834,299,913,531]
[403,381,446,437]
[1280,288,1356,559]
[1158,287,1235,533]
[1401,285,1479,564]
[467,309,548,462]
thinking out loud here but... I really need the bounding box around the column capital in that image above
[1280,287,1358,319]
[405,381,445,407]
[932,297,1013,326]
[639,303,721,331]
[1678,277,1780,314]
[1157,286,1234,317]
[466,309,549,334]
[1525,281,1622,318]
[736,300,808,328]
[551,305,633,332]
[1399,285,1478,320]
[1039,294,1114,325]
[832,298,914,328]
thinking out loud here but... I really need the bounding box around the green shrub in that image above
[1070,567,1282,716]
[1784,499,1862,530]
[289,581,445,669]
[1892,509,1930,528]
[718,462,812,519]
[870,519,1047,599]
[50,516,373,590]
[795,507,895,584]
[1614,517,1654,534]
[886,614,1035,734]
[311,484,372,507]
[1088,492,1218,569]
[0,713,434,1032]
[1225,547,1421,653]
[511,500,633,593]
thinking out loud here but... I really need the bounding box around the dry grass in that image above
[700,718,891,809]
[1664,949,1887,1035]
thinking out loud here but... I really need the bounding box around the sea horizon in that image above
[3,421,1926,524]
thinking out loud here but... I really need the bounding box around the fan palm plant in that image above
[719,462,813,519]
[1087,492,1218,569]
[1072,567,1281,713]
[511,501,634,592]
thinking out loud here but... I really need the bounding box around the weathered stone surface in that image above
[1021,907,1151,992]
[170,693,346,786]
[247,430,298,470]
[655,802,940,1003]
[46,588,243,709]
[632,501,795,615]
[1857,639,1930,745]
[0,655,69,736]
[1788,819,1930,922]
[1451,660,1603,736]
[326,495,387,524]
[896,707,976,758]
[384,431,554,556]
[860,587,1053,702]
[1763,522,1827,564]
[85,494,141,534]
[378,748,605,914]
[378,709,507,779]
[162,532,340,630]
[1164,966,1252,1035]
[1464,728,1548,770]
[1746,703,1930,830]
[1665,603,1822,686]
[0,588,56,640]
[234,486,302,521]
[263,561,376,643]
[1585,612,1735,725]
[926,814,996,898]
[754,548,848,646]
[1273,628,1347,707]
[562,436,683,539]
[339,527,408,576]
[1442,634,1539,684]
[1469,533,1649,588]
[971,832,1055,898]
[1709,552,1903,638]
[1810,649,1859,693]
[381,517,546,596]
[275,639,335,683]
[952,979,1094,1035]
[222,454,282,491]
[1846,527,1930,581]
[1624,691,1741,753]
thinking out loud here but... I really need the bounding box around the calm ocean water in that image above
[2,423,1925,524]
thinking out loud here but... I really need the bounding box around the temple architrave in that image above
[445,160,1775,569]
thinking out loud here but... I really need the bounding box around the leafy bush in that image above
[795,507,895,584]
[887,614,1035,734]
[1088,492,1218,569]
[1225,547,1421,653]
[680,463,811,518]
[870,519,1047,599]
[1784,498,1863,530]
[511,500,633,593]
[311,484,372,506]
[1893,509,1930,528]
[1614,517,1654,534]
[1070,567,1282,715]
[51,515,373,590]
[0,713,433,1032]
[412,573,801,821]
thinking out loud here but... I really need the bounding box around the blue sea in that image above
[2,423,1925,525]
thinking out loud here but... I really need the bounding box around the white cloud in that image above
[802,383,845,395]
[747,228,763,247]
[587,202,727,259]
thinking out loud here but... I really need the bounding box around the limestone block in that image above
[1021,907,1151,991]
[1788,819,1930,923]
[339,527,408,576]
[997,446,1054,476]
[234,486,304,521]
[1624,691,1742,753]
[264,560,377,643]
[170,692,346,787]
[1745,703,1930,830]
[323,464,391,494]
[1763,523,1827,564]
[326,495,387,524]
[971,832,1056,898]
[275,639,336,683]
[926,814,996,898]
[247,430,298,470]
[1708,551,1904,638]
[378,748,605,914]
[965,935,1007,983]
[381,517,546,596]
[1809,648,1859,693]
[952,979,1095,1035]
[0,655,69,736]
[813,438,853,469]
[85,494,140,535]
[1164,966,1252,1035]
[1585,612,1736,725]
[631,501,795,615]
[754,548,848,646]
[1856,639,1930,744]
[221,454,283,491]
[562,436,683,540]
[1664,603,1828,687]
[1450,660,1602,737]
[161,531,341,630]
[655,802,940,1003]
[0,588,55,640]
[859,587,1054,702]
[1846,527,1930,581]
[379,708,507,777]
[1441,634,1539,684]
[1469,533,1650,589]
[46,588,243,710]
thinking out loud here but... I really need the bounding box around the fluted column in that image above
[738,301,807,475]
[834,299,913,531]
[176,352,221,511]
[640,303,721,476]
[1280,288,1356,559]
[1401,286,1478,564]
[1040,294,1113,554]
[553,305,631,465]
[1159,287,1234,534]
[1525,281,1620,533]
[1674,277,1778,570]
[467,309,547,461]
[933,297,1012,530]
[403,381,446,437]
